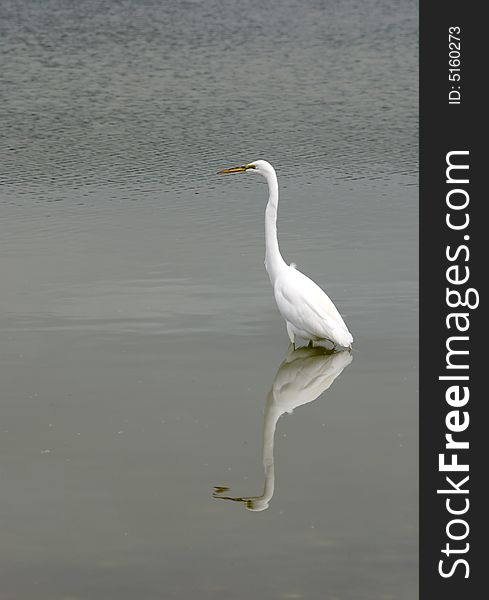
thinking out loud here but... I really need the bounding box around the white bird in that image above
[219,160,353,349]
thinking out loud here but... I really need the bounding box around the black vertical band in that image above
[420,2,484,597]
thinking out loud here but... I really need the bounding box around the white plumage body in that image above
[273,265,353,348]
[219,159,353,348]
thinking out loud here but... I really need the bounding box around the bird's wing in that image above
[275,267,352,343]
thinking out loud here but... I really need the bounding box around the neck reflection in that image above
[213,345,353,512]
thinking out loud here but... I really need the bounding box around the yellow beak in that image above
[219,165,248,175]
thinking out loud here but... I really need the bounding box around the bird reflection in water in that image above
[213,345,352,511]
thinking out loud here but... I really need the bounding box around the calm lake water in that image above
[0,1,418,598]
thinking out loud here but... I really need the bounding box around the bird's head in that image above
[219,159,275,178]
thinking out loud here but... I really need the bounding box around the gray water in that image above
[0,1,418,598]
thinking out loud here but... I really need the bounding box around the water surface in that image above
[1,1,418,598]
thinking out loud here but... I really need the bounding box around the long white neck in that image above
[264,169,287,283]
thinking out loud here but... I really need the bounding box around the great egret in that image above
[219,160,353,349]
